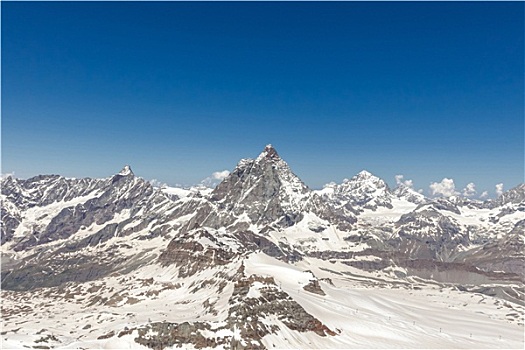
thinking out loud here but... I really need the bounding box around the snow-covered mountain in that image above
[1,145,524,349]
[391,182,426,204]
[196,144,316,228]
[324,170,392,209]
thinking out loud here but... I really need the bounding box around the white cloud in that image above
[462,182,476,197]
[211,170,230,181]
[479,191,489,199]
[495,183,504,197]
[429,178,459,197]
[201,170,230,188]
[395,174,414,188]
[395,174,425,194]
[394,174,403,185]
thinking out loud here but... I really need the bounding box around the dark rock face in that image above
[0,206,20,245]
[134,322,214,350]
[393,208,469,261]
[1,256,122,291]
[392,184,426,204]
[208,145,311,227]
[457,220,525,281]
[342,259,391,272]
[396,258,521,284]
[226,272,335,346]
[418,199,461,215]
[131,265,335,350]
[303,279,326,295]
[159,228,238,277]
[158,226,305,278]
[235,231,286,259]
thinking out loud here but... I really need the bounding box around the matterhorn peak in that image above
[118,165,134,177]
[256,144,280,161]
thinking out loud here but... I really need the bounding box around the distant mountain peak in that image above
[118,165,134,177]
[357,170,373,177]
[393,184,426,204]
[342,170,384,186]
[256,144,280,161]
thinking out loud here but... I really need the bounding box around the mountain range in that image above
[1,145,524,349]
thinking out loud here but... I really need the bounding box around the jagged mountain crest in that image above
[2,147,523,275]
[323,170,393,211]
[118,165,134,176]
[255,143,280,161]
[338,170,391,194]
[0,165,161,250]
[319,170,430,209]
[392,183,426,204]
[183,145,356,232]
[207,144,311,225]
[211,144,310,205]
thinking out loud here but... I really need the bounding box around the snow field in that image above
[245,253,524,349]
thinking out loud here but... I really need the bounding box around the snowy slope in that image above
[1,252,523,349]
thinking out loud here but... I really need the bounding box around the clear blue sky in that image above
[2,2,523,196]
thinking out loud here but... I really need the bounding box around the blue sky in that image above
[2,2,523,196]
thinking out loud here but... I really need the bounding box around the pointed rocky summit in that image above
[193,144,312,228]
[118,165,134,177]
[331,170,392,210]
[211,144,308,204]
[256,144,280,161]
[111,165,135,184]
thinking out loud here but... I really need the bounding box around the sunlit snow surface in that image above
[2,252,523,349]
